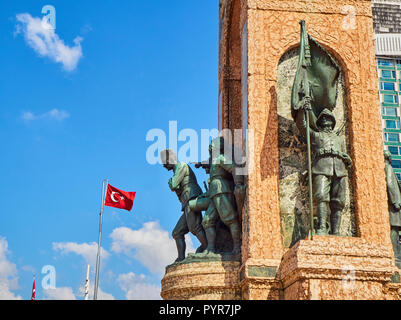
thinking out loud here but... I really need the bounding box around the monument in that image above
[161,0,401,300]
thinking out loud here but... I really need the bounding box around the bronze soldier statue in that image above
[190,137,242,255]
[384,150,401,269]
[160,149,207,262]
[296,100,353,235]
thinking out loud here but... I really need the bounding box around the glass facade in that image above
[377,57,401,180]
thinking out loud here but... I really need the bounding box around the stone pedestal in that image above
[384,275,401,300]
[161,260,241,300]
[239,260,282,300]
[278,236,395,300]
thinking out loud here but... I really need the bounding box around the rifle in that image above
[191,162,211,170]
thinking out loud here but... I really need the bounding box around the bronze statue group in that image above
[161,137,245,262]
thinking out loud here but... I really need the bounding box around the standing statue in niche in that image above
[295,106,352,235]
[160,149,207,262]
[190,137,244,256]
[384,150,401,269]
[291,20,352,236]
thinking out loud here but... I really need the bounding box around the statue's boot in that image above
[204,227,216,254]
[316,202,329,235]
[330,210,342,236]
[229,222,241,255]
[174,236,186,262]
[194,229,208,253]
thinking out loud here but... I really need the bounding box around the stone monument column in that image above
[161,0,399,300]
[218,0,396,300]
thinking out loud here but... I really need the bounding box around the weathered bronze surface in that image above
[190,137,244,257]
[295,108,352,235]
[384,150,401,269]
[291,21,352,236]
[291,20,340,124]
[161,149,207,263]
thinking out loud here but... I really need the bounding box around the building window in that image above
[389,146,401,156]
[397,173,401,181]
[383,94,398,104]
[378,59,394,67]
[386,119,400,129]
[382,70,396,79]
[381,82,396,91]
[397,60,401,68]
[383,107,398,116]
[385,133,400,142]
[392,160,401,169]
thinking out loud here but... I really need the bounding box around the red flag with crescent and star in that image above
[104,184,136,212]
[31,276,35,300]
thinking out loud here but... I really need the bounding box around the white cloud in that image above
[52,242,109,269]
[42,287,76,300]
[0,237,22,300]
[21,109,70,122]
[15,13,83,71]
[21,265,36,274]
[110,221,194,276]
[117,272,160,300]
[52,242,114,300]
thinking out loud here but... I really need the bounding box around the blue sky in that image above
[0,1,218,300]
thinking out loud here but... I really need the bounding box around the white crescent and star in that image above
[111,191,125,202]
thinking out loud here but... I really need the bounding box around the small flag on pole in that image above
[104,184,136,212]
[94,181,136,300]
[31,276,36,300]
[84,265,90,301]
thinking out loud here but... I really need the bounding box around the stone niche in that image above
[277,48,356,248]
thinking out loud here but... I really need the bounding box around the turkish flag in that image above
[31,277,35,300]
[104,184,136,212]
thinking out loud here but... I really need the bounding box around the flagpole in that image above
[84,265,90,300]
[305,108,314,240]
[300,20,314,240]
[94,179,107,300]
[31,274,36,300]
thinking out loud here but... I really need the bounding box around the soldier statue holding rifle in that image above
[190,137,245,256]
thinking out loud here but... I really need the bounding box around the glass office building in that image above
[377,58,401,180]
[374,0,401,180]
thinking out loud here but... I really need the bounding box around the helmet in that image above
[209,137,225,153]
[160,149,177,165]
[384,150,392,162]
[316,108,336,130]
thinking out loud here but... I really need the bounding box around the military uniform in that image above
[202,154,238,229]
[296,108,352,234]
[170,162,204,239]
[385,159,401,227]
[310,129,349,209]
[200,151,242,254]
[385,152,401,267]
